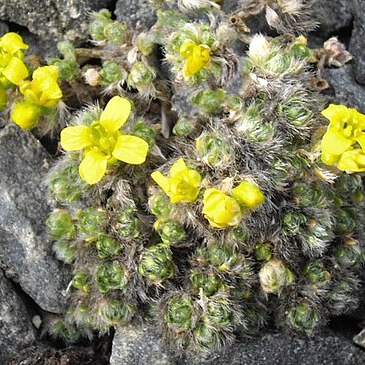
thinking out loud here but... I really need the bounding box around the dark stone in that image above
[0,269,36,364]
[323,64,365,113]
[0,125,70,313]
[0,0,114,43]
[110,324,365,365]
[349,0,365,84]
[115,0,157,30]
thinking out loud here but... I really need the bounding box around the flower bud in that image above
[196,133,232,167]
[303,260,330,286]
[89,9,111,42]
[192,88,226,114]
[95,261,128,294]
[96,234,122,259]
[255,243,272,262]
[116,208,141,239]
[105,22,127,45]
[193,322,219,350]
[138,243,175,282]
[286,302,320,334]
[136,32,156,56]
[11,101,41,129]
[100,61,123,86]
[232,180,265,209]
[83,68,101,87]
[154,218,186,244]
[132,120,156,147]
[204,298,233,327]
[46,209,76,240]
[190,268,223,296]
[128,62,156,88]
[282,212,307,236]
[172,117,195,137]
[72,271,90,293]
[148,193,172,217]
[98,299,134,324]
[77,208,107,240]
[259,259,293,294]
[164,294,194,331]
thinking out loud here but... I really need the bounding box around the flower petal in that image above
[2,57,28,85]
[170,158,187,176]
[100,96,131,132]
[321,104,349,123]
[60,125,92,151]
[112,134,148,164]
[355,134,365,151]
[0,32,28,54]
[79,149,108,184]
[151,171,170,195]
[321,127,352,156]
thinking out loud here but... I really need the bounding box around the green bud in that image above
[89,9,111,42]
[286,302,320,334]
[292,182,326,208]
[255,243,272,261]
[154,218,186,244]
[49,318,82,343]
[57,40,76,60]
[46,209,76,240]
[236,105,274,142]
[230,226,249,242]
[105,22,128,44]
[282,212,307,236]
[72,303,95,329]
[149,193,172,217]
[193,322,220,350]
[226,96,242,112]
[77,208,106,240]
[290,42,311,60]
[334,240,364,269]
[195,133,232,167]
[49,59,77,82]
[100,61,123,86]
[278,98,312,127]
[192,89,227,114]
[136,32,157,56]
[95,261,128,294]
[132,120,156,147]
[190,269,223,296]
[172,117,195,137]
[96,234,122,259]
[116,208,141,239]
[98,299,134,324]
[138,243,175,282]
[204,299,233,327]
[0,87,8,110]
[72,271,90,293]
[335,173,362,196]
[165,294,194,331]
[53,240,76,264]
[128,62,156,88]
[199,244,238,271]
[259,259,294,294]
[303,261,330,286]
[335,209,356,235]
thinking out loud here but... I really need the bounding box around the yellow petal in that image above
[170,158,187,176]
[321,127,352,156]
[355,134,365,151]
[179,40,195,58]
[79,149,108,185]
[2,57,28,85]
[232,181,265,209]
[112,134,148,164]
[321,151,339,166]
[0,32,28,54]
[11,101,40,129]
[33,65,59,81]
[60,125,92,151]
[321,104,349,123]
[100,96,132,132]
[151,171,170,195]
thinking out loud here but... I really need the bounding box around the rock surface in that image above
[323,65,365,113]
[115,0,157,29]
[0,269,36,364]
[110,324,365,365]
[0,125,70,313]
[349,0,365,84]
[0,0,114,43]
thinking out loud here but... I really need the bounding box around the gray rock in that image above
[323,64,365,113]
[110,324,365,365]
[115,0,157,29]
[349,0,365,84]
[354,328,365,348]
[0,269,36,364]
[312,0,353,38]
[0,0,114,43]
[0,125,70,313]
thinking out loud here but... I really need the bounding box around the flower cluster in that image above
[60,96,149,184]
[320,104,365,172]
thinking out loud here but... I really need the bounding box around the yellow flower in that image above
[60,96,149,185]
[320,104,365,171]
[202,188,242,228]
[11,101,41,129]
[337,149,365,172]
[179,40,211,78]
[232,181,265,209]
[0,32,29,88]
[19,65,62,107]
[151,158,201,203]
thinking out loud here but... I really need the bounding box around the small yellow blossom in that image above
[202,188,242,228]
[179,39,211,78]
[60,96,149,185]
[151,158,201,204]
[231,181,265,209]
[320,104,365,172]
[11,101,41,129]
[0,32,29,88]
